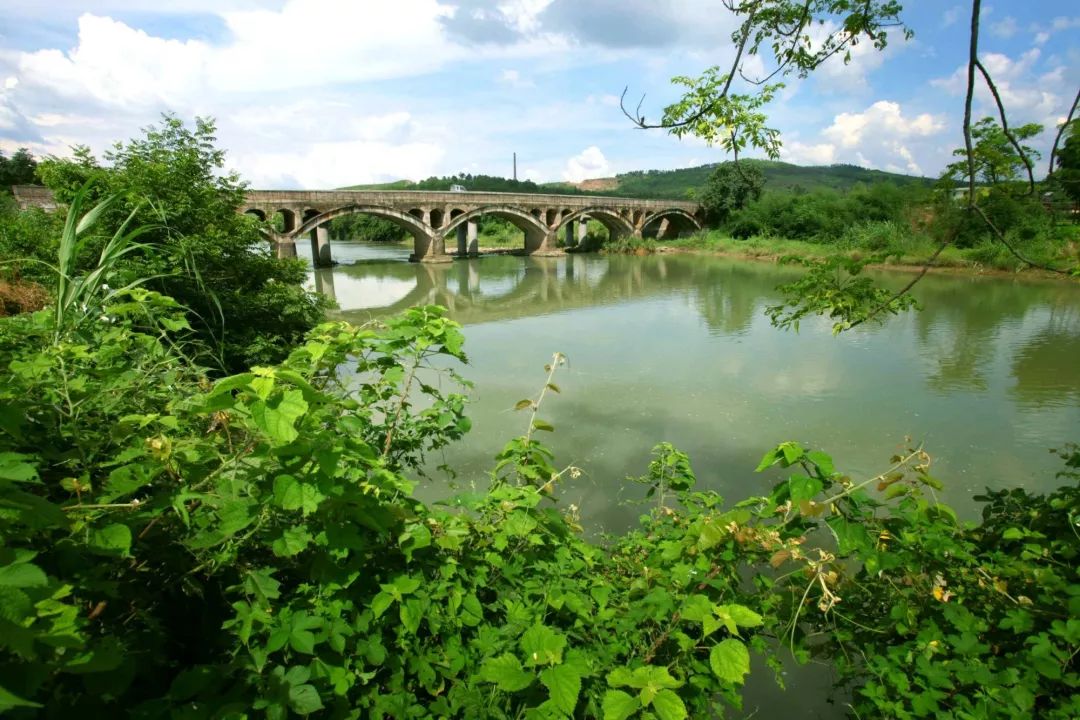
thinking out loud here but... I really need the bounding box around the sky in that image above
[0,1,1077,189]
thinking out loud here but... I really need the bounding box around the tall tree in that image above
[0,148,39,189]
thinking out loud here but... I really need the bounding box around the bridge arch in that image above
[296,205,436,259]
[555,206,635,240]
[641,208,702,239]
[442,205,552,253]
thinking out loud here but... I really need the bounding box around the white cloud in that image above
[822,101,945,148]
[930,48,1070,129]
[942,6,963,28]
[562,146,610,182]
[991,16,1018,38]
[782,141,836,165]
[499,69,535,88]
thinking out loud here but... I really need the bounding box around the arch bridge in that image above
[242,190,703,266]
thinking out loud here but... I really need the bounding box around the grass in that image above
[663,223,1080,275]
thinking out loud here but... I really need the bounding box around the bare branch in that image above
[1048,87,1080,178]
[974,59,1036,196]
[849,238,953,330]
[972,205,1072,275]
[962,0,981,209]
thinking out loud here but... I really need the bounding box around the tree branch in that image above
[974,59,1036,196]
[1047,87,1080,178]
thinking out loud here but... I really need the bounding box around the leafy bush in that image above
[33,115,328,372]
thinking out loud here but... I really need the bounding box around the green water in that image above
[309,241,1080,717]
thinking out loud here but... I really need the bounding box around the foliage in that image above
[698,162,765,225]
[632,0,909,157]
[34,115,328,372]
[1,268,1077,717]
[1055,119,1080,204]
[660,72,783,157]
[326,213,408,243]
[0,148,38,189]
[724,183,918,242]
[0,200,63,284]
[765,254,920,333]
[943,116,1043,188]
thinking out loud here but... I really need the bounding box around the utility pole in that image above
[513,152,517,182]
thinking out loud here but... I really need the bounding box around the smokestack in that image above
[513,152,517,182]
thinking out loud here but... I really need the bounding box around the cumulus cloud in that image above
[782,141,836,165]
[823,101,945,148]
[562,146,610,182]
[779,101,945,176]
[499,69,534,88]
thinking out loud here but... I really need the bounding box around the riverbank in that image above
[658,229,1080,281]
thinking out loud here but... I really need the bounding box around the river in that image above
[308,240,1080,717]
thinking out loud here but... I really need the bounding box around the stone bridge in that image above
[10,185,704,266]
[241,190,703,265]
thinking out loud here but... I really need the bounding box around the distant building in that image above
[450,184,467,192]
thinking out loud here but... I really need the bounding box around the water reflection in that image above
[313,244,1080,521]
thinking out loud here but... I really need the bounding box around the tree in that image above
[628,0,1078,331]
[36,115,329,371]
[0,148,39,189]
[943,116,1042,188]
[1055,119,1080,204]
[698,161,765,225]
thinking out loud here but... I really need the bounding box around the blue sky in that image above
[0,1,1077,189]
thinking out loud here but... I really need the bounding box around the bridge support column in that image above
[310,225,333,267]
[578,218,588,245]
[456,224,467,257]
[273,235,297,259]
[417,233,452,264]
[564,221,575,248]
[467,220,478,256]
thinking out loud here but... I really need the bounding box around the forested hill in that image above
[341,160,932,199]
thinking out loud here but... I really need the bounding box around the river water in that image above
[306,240,1080,717]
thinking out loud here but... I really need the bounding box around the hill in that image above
[340,161,932,199]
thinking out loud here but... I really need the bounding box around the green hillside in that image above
[608,160,932,199]
[340,161,932,199]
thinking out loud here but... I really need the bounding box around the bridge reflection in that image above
[318,253,803,332]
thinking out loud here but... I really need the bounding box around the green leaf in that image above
[459,593,484,627]
[272,475,324,515]
[0,551,47,589]
[0,684,42,712]
[532,419,555,432]
[540,664,581,715]
[710,639,750,685]
[272,526,313,557]
[651,689,687,720]
[287,684,324,714]
[806,450,836,476]
[371,593,396,621]
[717,604,763,628]
[788,474,823,504]
[754,448,781,472]
[399,598,424,635]
[480,653,534,692]
[521,624,567,666]
[0,453,39,484]
[602,690,639,720]
[514,399,533,411]
[88,523,132,557]
[250,389,308,445]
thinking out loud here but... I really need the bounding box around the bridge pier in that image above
[468,220,478,256]
[564,221,575,248]
[456,224,467,257]
[578,218,588,245]
[310,226,333,267]
[273,234,297,259]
